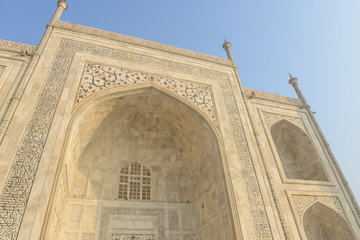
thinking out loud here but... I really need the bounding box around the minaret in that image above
[0,0,69,144]
[288,74,310,107]
[37,0,68,51]
[288,75,360,222]
[51,0,68,24]
[222,40,235,63]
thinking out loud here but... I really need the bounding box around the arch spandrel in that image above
[74,62,218,126]
[292,195,348,221]
[263,111,307,134]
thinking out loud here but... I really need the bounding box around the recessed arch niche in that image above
[270,120,328,181]
[303,202,355,240]
[44,86,236,240]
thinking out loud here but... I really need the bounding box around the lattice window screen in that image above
[118,162,151,200]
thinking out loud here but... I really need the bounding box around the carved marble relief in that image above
[0,39,271,239]
[59,204,97,239]
[0,65,5,77]
[73,166,89,198]
[220,80,273,239]
[262,111,307,133]
[0,40,36,53]
[291,195,347,220]
[0,43,75,239]
[54,21,231,65]
[99,208,164,240]
[76,63,217,125]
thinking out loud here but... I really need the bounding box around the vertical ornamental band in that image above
[0,1,68,239]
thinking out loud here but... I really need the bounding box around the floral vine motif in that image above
[77,63,217,125]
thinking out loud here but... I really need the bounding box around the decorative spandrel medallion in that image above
[112,234,154,240]
[76,63,218,126]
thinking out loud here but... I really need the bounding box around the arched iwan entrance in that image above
[271,120,328,181]
[303,202,355,240]
[44,86,236,240]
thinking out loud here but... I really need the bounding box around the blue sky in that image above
[1,0,359,202]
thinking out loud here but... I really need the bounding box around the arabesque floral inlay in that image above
[77,63,217,125]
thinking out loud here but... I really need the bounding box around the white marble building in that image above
[0,1,359,239]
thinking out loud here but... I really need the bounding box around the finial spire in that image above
[288,74,308,108]
[288,73,298,86]
[222,39,233,62]
[49,0,68,25]
[57,0,68,10]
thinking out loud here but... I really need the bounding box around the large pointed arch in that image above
[303,202,355,240]
[41,83,240,240]
[270,119,328,181]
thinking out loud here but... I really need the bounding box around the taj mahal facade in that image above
[0,1,359,239]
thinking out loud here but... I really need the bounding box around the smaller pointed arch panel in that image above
[271,120,328,181]
[303,202,355,240]
[76,63,217,125]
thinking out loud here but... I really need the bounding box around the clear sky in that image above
[1,0,359,202]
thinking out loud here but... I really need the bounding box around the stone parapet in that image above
[243,88,302,105]
[52,21,232,66]
[0,39,36,53]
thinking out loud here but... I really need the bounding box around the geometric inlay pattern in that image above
[99,208,164,240]
[76,63,217,125]
[112,234,154,240]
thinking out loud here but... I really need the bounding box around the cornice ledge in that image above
[243,88,302,106]
[0,39,36,53]
[53,20,233,66]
